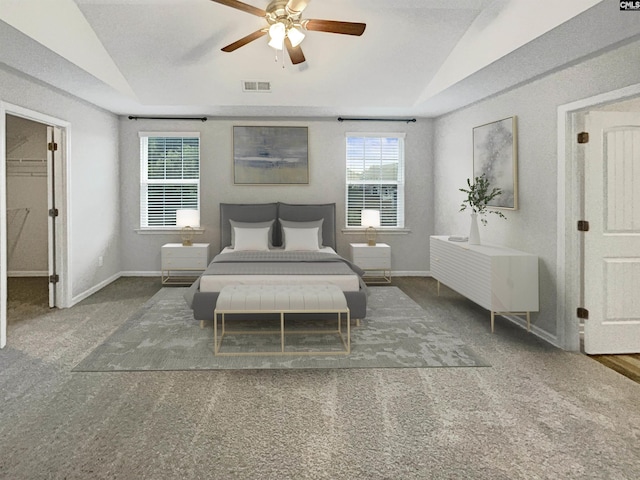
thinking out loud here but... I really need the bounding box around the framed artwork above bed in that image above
[233,126,309,185]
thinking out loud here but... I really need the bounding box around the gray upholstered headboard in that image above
[219,202,337,251]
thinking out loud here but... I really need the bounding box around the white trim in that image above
[341,228,411,235]
[120,271,162,277]
[135,228,205,235]
[138,131,200,138]
[0,102,72,347]
[345,132,407,138]
[70,272,121,306]
[556,82,640,351]
[502,314,561,348]
[392,271,429,277]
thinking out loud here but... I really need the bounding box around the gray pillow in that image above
[230,219,274,248]
[279,218,324,248]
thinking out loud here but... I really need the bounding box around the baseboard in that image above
[392,271,430,277]
[70,272,122,306]
[8,271,48,277]
[120,271,161,277]
[502,314,560,348]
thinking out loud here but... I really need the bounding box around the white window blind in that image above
[139,132,200,228]
[345,133,405,228]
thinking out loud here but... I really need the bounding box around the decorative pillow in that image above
[230,219,274,248]
[283,226,320,251]
[233,226,270,251]
[279,218,323,248]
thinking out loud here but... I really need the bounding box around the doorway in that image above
[558,83,640,355]
[1,103,69,348]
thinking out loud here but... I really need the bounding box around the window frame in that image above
[138,131,201,231]
[345,132,406,230]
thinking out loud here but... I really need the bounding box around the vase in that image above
[468,213,480,245]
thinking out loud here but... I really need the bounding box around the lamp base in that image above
[181,226,194,246]
[365,226,377,246]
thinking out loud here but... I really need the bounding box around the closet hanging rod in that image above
[338,117,416,123]
[128,116,207,122]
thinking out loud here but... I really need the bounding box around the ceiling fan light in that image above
[287,26,305,47]
[268,22,286,50]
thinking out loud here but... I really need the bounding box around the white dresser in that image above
[161,243,210,285]
[430,235,539,332]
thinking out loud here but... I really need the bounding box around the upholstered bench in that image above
[213,284,350,356]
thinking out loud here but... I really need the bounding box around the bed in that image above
[185,202,368,323]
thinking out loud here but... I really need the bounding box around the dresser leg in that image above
[437,280,440,296]
[526,311,531,332]
[491,311,495,333]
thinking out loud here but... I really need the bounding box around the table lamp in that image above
[176,209,199,246]
[361,209,381,246]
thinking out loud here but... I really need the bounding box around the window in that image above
[345,133,405,228]
[139,132,200,229]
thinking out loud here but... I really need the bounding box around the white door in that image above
[584,111,640,354]
[47,126,62,308]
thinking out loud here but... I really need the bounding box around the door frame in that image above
[0,102,71,348]
[557,82,640,351]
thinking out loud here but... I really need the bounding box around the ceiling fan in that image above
[210,0,366,65]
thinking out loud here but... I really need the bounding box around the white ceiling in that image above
[1,0,639,118]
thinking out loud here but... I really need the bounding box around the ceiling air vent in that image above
[242,80,271,93]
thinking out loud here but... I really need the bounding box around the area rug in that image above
[73,286,489,371]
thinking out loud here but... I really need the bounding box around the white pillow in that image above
[283,226,320,251]
[233,226,270,251]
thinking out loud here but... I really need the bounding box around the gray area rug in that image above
[73,286,488,371]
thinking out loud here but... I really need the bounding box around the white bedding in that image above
[199,246,361,292]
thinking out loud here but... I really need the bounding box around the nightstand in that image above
[350,243,391,284]
[161,243,210,285]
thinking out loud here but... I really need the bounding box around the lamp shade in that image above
[361,209,381,228]
[176,209,200,228]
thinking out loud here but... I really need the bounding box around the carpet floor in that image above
[1,277,639,480]
[73,286,488,371]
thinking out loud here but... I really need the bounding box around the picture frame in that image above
[233,126,309,185]
[473,116,518,210]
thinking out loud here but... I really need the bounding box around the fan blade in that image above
[285,37,306,65]
[221,29,267,52]
[286,0,311,15]
[210,0,266,17]
[304,19,366,36]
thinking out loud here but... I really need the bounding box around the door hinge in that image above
[48,142,58,151]
[48,208,59,217]
[577,307,589,320]
[49,274,59,284]
[577,220,590,232]
[577,132,589,144]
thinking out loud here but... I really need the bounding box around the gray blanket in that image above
[184,250,365,308]
[208,250,365,276]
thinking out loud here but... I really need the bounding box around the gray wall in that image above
[1,65,121,302]
[433,38,640,344]
[119,118,434,274]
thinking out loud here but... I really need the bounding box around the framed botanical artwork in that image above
[473,116,518,210]
[233,126,309,185]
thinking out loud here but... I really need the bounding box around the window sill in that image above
[341,228,411,235]
[135,228,205,235]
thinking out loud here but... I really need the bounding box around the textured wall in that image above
[0,66,121,303]
[119,118,434,274]
[433,38,640,343]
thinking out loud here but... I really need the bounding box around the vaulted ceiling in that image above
[1,0,639,118]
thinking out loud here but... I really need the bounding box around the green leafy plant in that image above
[459,174,507,225]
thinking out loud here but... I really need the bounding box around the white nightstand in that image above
[161,243,211,285]
[350,243,391,284]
